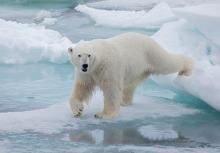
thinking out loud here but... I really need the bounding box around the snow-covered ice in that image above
[75,3,177,29]
[0,102,73,134]
[1,0,220,152]
[0,91,198,134]
[174,3,220,46]
[0,18,72,64]
[152,3,220,111]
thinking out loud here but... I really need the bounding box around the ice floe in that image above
[0,92,198,134]
[0,18,72,64]
[152,19,220,111]
[174,3,220,46]
[75,3,177,29]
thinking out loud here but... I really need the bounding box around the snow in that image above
[138,125,178,140]
[0,18,72,64]
[0,92,198,134]
[152,19,220,111]
[174,3,220,46]
[75,2,177,29]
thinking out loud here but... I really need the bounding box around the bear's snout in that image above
[82,64,88,69]
[81,64,88,72]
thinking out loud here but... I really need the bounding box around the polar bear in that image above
[68,32,193,119]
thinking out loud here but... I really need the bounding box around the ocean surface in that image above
[0,0,220,153]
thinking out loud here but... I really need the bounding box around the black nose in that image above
[82,64,88,69]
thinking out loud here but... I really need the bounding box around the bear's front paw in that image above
[70,101,84,117]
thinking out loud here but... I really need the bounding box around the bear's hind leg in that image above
[121,72,149,106]
[121,86,136,106]
[95,83,122,119]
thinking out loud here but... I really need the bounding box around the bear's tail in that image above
[178,55,194,76]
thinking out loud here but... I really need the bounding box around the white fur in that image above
[68,32,194,119]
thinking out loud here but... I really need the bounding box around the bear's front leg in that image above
[95,84,122,119]
[70,80,94,117]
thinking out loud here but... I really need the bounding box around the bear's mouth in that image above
[81,68,87,72]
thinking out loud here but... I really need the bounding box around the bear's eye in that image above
[88,54,91,57]
[78,54,81,58]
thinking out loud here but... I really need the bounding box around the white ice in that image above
[0,91,198,134]
[34,10,53,22]
[0,18,72,64]
[40,17,57,26]
[0,102,73,134]
[174,3,220,46]
[34,10,59,26]
[138,125,178,140]
[152,3,220,111]
[75,2,177,29]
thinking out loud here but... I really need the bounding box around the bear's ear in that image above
[68,47,73,54]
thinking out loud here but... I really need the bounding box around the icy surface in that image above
[40,17,57,26]
[0,92,198,134]
[115,146,220,153]
[1,0,220,152]
[2,140,220,153]
[34,10,60,26]
[152,19,220,111]
[75,3,177,29]
[0,102,73,134]
[34,10,53,22]
[0,18,72,64]
[174,3,220,46]
[90,129,104,144]
[138,125,178,140]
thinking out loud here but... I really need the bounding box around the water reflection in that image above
[68,127,184,146]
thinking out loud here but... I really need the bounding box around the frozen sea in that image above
[0,0,220,153]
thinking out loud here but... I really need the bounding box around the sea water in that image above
[0,0,220,153]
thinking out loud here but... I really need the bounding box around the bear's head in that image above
[68,44,97,74]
